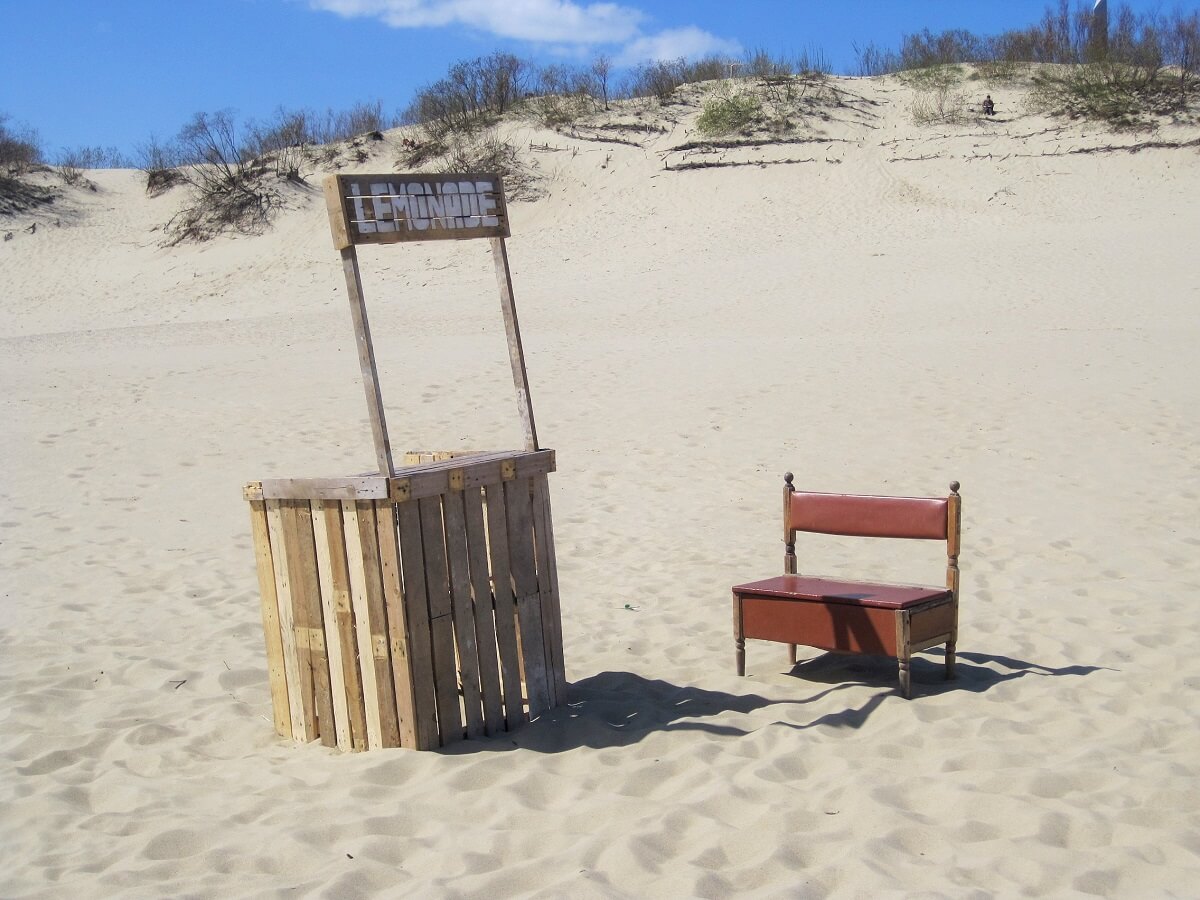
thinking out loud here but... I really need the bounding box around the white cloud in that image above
[617,26,742,65]
[308,0,644,44]
[308,0,741,64]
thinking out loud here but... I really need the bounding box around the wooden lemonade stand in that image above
[244,173,565,751]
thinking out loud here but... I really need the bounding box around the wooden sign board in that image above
[324,173,510,250]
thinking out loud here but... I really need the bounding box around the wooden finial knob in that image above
[950,480,960,494]
[784,472,794,486]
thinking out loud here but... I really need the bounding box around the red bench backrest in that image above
[788,491,949,540]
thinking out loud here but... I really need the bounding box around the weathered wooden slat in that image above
[375,502,419,749]
[531,474,567,704]
[291,501,338,747]
[281,500,325,743]
[357,501,402,748]
[339,245,395,477]
[463,487,505,734]
[320,500,368,750]
[402,450,486,465]
[248,499,291,738]
[311,500,353,751]
[491,236,539,452]
[343,504,384,748]
[265,500,310,740]
[505,479,551,716]
[260,477,389,501]
[389,449,556,504]
[442,491,485,739]
[395,501,440,750]
[419,496,464,744]
[484,482,527,729]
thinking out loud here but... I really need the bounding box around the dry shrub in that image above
[437,130,538,201]
[911,85,969,125]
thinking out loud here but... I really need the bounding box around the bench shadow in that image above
[786,647,1113,698]
[440,652,1112,755]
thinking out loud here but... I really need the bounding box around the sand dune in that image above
[3,74,1200,897]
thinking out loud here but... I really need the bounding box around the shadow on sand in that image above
[441,651,1110,755]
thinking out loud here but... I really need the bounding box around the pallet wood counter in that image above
[246,450,564,750]
[244,173,566,750]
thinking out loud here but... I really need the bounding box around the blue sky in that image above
[0,0,1187,159]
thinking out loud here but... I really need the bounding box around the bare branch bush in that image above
[0,113,43,173]
[437,130,537,201]
[402,53,528,138]
[911,85,969,125]
[0,113,51,214]
[134,135,185,196]
[164,110,278,244]
[55,145,126,186]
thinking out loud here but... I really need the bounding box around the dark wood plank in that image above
[505,479,551,717]
[376,502,419,749]
[283,500,331,745]
[531,474,566,705]
[395,500,440,750]
[419,496,463,744]
[464,487,505,734]
[442,491,485,739]
[484,482,527,729]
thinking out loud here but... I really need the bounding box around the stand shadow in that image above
[440,653,1110,755]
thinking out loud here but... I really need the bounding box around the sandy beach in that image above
[3,73,1200,897]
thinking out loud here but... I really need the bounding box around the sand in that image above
[3,74,1200,897]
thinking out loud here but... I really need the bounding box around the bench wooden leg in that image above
[786,643,797,666]
[896,611,912,698]
[733,593,745,676]
[945,640,956,680]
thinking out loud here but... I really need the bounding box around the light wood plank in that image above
[418,496,464,744]
[376,502,419,749]
[311,500,353,750]
[285,500,336,748]
[265,500,309,740]
[321,501,368,751]
[464,487,505,734]
[395,500,441,750]
[260,477,389,501]
[248,500,291,738]
[484,482,526,728]
[442,491,485,739]
[279,501,320,741]
[343,501,384,749]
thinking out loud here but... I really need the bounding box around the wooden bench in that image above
[732,474,961,698]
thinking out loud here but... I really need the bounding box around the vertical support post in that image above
[339,245,395,477]
[490,237,539,452]
[783,472,798,666]
[945,481,962,680]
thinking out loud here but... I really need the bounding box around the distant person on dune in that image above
[983,95,995,116]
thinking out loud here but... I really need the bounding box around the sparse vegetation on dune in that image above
[2,1,1197,237]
